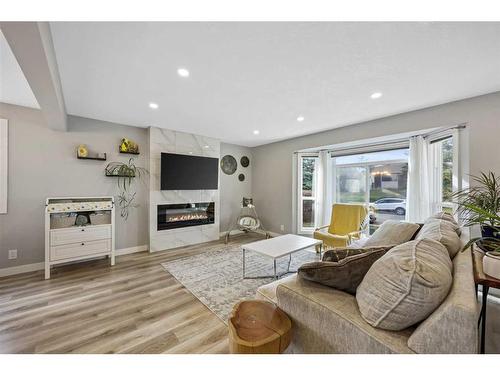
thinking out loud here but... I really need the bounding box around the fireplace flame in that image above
[167,213,208,222]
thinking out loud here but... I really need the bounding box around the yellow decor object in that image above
[77,144,88,158]
[313,204,368,249]
[120,138,139,153]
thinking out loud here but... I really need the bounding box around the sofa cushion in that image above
[363,220,420,247]
[356,238,453,331]
[407,248,480,353]
[272,275,415,353]
[416,218,462,258]
[298,246,393,294]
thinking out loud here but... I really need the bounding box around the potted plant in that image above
[453,172,500,278]
[105,158,148,220]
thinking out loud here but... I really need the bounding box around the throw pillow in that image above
[416,218,462,258]
[429,211,458,225]
[426,212,462,236]
[363,220,421,247]
[298,246,393,294]
[356,238,453,331]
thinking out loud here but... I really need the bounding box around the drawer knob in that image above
[81,228,85,232]
[81,243,85,246]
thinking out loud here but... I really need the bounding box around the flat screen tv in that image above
[161,153,219,190]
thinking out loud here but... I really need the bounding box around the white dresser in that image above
[45,197,115,279]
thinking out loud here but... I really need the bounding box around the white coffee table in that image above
[241,234,323,280]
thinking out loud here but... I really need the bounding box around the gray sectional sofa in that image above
[256,218,480,354]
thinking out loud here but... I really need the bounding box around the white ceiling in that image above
[46,22,500,147]
[0,30,39,109]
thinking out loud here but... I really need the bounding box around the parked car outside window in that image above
[370,198,406,215]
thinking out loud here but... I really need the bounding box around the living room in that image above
[1,1,500,372]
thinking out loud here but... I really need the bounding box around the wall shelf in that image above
[77,152,107,161]
[105,172,136,178]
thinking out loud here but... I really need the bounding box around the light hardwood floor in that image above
[0,233,264,354]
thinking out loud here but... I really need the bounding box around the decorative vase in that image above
[483,252,500,280]
[481,225,500,239]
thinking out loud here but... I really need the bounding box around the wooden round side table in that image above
[228,300,292,354]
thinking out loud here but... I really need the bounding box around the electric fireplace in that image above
[157,202,215,230]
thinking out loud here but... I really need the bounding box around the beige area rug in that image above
[161,243,319,323]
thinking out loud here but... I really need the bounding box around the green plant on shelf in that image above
[105,158,148,220]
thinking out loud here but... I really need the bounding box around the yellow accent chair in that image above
[313,204,368,249]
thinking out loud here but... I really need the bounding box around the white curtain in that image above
[406,135,433,222]
[315,151,330,227]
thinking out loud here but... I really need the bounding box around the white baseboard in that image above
[0,262,44,278]
[0,244,149,278]
[115,244,148,256]
[219,229,245,237]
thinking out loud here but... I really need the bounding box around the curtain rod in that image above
[421,123,467,139]
[294,123,467,155]
[294,138,409,155]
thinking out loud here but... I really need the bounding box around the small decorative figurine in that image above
[77,144,88,158]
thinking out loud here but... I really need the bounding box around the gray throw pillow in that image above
[416,218,462,258]
[356,238,453,331]
[298,246,393,294]
[363,220,421,247]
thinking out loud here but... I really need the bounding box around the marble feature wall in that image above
[149,127,220,252]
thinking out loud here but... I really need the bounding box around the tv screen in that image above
[161,153,219,190]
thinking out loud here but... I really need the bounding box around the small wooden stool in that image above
[228,300,292,354]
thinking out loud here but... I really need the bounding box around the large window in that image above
[334,149,409,231]
[299,156,317,231]
[295,128,464,235]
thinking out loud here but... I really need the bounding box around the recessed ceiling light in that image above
[149,102,159,109]
[177,68,190,77]
[204,145,210,149]
[189,151,193,154]
[297,116,305,122]
[370,92,383,99]
[253,130,260,135]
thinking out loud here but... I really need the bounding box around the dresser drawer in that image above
[50,225,111,246]
[50,239,111,261]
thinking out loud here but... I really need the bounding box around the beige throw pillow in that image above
[356,238,453,331]
[363,220,420,247]
[298,246,393,294]
[426,212,462,236]
[416,218,462,258]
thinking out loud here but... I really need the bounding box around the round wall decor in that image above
[240,156,250,168]
[238,173,245,181]
[220,155,237,175]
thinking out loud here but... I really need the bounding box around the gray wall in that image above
[0,104,148,269]
[0,103,251,269]
[219,143,253,232]
[251,91,500,234]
